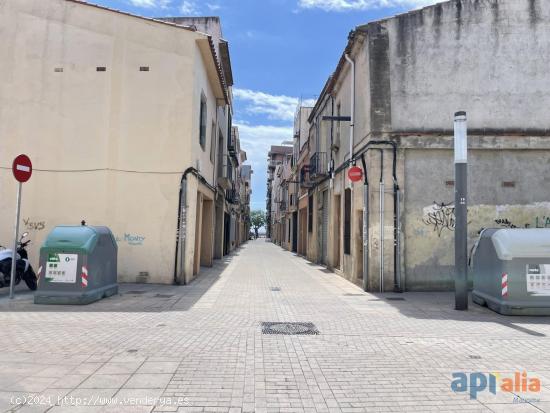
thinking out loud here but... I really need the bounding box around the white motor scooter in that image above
[0,232,38,291]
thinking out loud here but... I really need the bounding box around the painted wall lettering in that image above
[116,233,146,246]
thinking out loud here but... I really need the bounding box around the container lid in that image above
[42,226,99,251]
[492,229,550,260]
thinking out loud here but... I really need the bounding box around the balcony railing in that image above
[279,201,287,212]
[309,152,328,178]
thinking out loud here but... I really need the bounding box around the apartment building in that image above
[270,0,550,292]
[0,0,251,285]
[266,145,293,242]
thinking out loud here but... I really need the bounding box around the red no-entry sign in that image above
[12,154,32,183]
[9,154,33,299]
[348,166,363,182]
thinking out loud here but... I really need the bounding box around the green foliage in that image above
[250,210,266,232]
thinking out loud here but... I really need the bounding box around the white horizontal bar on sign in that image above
[16,164,30,172]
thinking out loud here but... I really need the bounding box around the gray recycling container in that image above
[34,226,118,305]
[472,228,550,315]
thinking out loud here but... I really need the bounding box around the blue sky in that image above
[93,0,439,211]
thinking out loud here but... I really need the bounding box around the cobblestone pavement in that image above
[1,239,550,413]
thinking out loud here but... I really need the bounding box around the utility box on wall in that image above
[35,226,118,305]
[471,228,550,315]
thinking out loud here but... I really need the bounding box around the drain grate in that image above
[386,297,406,301]
[469,355,482,359]
[270,287,281,292]
[126,291,147,295]
[261,322,319,335]
[155,294,174,298]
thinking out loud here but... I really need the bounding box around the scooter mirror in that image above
[21,232,29,240]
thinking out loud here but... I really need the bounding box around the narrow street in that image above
[1,240,549,413]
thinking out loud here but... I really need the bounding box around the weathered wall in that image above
[385,0,550,132]
[0,0,219,284]
[404,145,550,291]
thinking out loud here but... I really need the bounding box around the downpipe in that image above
[174,167,216,285]
[378,149,384,293]
[361,154,369,292]
[344,54,355,188]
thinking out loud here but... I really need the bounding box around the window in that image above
[199,93,207,149]
[344,188,351,255]
[308,195,313,233]
[210,121,216,163]
[336,102,341,146]
[227,110,232,148]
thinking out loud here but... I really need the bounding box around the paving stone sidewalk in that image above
[0,239,550,413]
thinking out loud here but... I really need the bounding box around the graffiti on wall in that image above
[423,202,550,237]
[23,218,46,231]
[423,202,456,237]
[494,217,550,229]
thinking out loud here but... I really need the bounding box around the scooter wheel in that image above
[23,270,37,291]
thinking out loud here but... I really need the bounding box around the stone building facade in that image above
[0,0,251,285]
[269,0,550,291]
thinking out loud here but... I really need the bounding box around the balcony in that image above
[279,201,287,212]
[309,152,328,179]
[226,188,239,205]
[228,131,238,161]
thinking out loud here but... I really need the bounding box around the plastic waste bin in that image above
[34,226,118,305]
[471,228,550,315]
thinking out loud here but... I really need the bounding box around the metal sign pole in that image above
[454,111,468,311]
[9,182,22,299]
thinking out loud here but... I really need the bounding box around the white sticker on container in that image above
[45,253,78,283]
[526,264,550,296]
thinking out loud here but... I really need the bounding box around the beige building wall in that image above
[0,0,224,284]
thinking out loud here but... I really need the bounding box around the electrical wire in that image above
[0,166,187,175]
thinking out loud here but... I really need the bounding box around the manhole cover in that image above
[261,322,319,335]
[270,287,281,292]
[386,297,405,301]
[126,291,147,295]
[155,294,174,298]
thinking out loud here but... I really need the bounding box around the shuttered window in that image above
[308,195,313,233]
[199,94,207,149]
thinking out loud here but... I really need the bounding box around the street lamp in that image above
[454,111,468,310]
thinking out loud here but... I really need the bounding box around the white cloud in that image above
[180,0,200,14]
[206,3,221,11]
[234,123,294,189]
[129,0,170,8]
[234,88,316,122]
[297,0,442,12]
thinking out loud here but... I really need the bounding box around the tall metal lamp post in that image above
[454,111,468,311]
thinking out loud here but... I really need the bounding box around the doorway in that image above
[292,211,298,253]
[333,195,341,269]
[223,212,230,256]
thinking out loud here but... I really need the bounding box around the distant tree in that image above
[250,210,266,239]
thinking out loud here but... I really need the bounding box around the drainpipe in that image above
[344,54,355,188]
[391,143,402,292]
[378,149,384,293]
[361,154,369,292]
